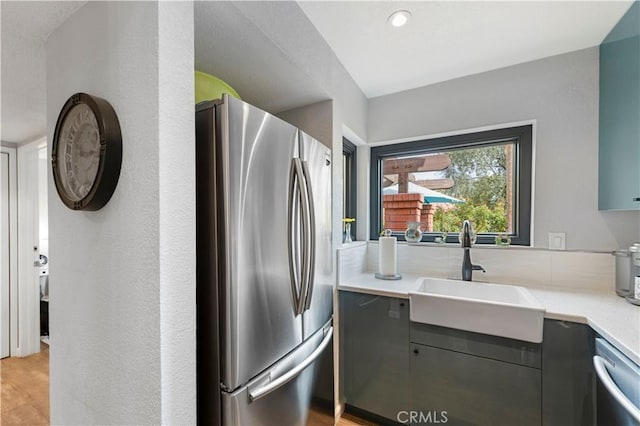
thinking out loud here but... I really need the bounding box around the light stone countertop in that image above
[338,273,640,365]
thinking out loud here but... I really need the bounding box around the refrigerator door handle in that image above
[301,160,316,311]
[248,325,333,402]
[288,158,310,316]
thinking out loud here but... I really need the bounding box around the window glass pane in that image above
[381,142,515,235]
[371,125,531,245]
[343,153,347,220]
[343,138,357,241]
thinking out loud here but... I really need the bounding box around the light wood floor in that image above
[0,343,50,425]
[308,407,374,426]
[335,412,378,426]
[0,345,368,425]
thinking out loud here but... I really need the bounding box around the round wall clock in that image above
[52,92,122,211]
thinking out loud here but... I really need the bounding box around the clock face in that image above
[56,103,101,202]
[52,93,122,211]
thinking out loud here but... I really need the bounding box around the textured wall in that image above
[368,47,640,251]
[158,2,196,424]
[46,2,195,424]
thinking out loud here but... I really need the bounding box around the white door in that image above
[1,152,10,358]
[16,142,42,356]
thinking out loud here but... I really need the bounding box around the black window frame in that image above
[343,138,358,240]
[370,125,532,245]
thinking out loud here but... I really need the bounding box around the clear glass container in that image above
[404,221,424,243]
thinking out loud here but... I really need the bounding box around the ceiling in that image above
[298,1,633,98]
[1,1,633,144]
[1,1,85,144]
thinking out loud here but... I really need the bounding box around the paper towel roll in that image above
[379,236,397,276]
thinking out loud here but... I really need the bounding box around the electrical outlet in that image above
[548,232,566,250]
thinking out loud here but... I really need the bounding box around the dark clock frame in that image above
[51,92,122,211]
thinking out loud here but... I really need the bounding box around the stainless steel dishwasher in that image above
[593,338,640,425]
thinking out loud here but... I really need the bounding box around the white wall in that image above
[368,47,640,251]
[231,1,368,142]
[46,2,195,424]
[158,2,196,423]
[278,100,334,148]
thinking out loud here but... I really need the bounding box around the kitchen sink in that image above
[408,277,546,343]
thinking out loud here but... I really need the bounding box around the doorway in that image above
[1,150,11,358]
[0,142,50,424]
[37,146,49,345]
[0,146,18,359]
[0,140,48,359]
[15,140,48,357]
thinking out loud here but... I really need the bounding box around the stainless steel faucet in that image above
[460,220,486,281]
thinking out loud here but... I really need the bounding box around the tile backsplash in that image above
[337,242,368,282]
[338,242,614,292]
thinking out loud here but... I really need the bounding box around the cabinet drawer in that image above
[411,343,542,426]
[411,322,541,368]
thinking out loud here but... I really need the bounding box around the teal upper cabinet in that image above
[599,1,640,210]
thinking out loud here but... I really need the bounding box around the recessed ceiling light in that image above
[387,10,411,28]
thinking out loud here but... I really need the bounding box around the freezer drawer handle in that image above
[593,355,640,423]
[248,326,333,402]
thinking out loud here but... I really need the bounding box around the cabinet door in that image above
[542,319,595,426]
[598,2,640,210]
[411,343,541,426]
[340,291,409,421]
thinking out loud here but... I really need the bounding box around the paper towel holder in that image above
[376,229,402,280]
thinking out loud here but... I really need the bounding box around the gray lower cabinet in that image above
[410,323,542,426]
[340,291,597,426]
[340,290,409,423]
[542,319,596,426]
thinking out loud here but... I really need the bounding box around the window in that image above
[343,138,357,241]
[370,125,532,245]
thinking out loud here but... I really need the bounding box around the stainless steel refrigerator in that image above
[196,95,334,425]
